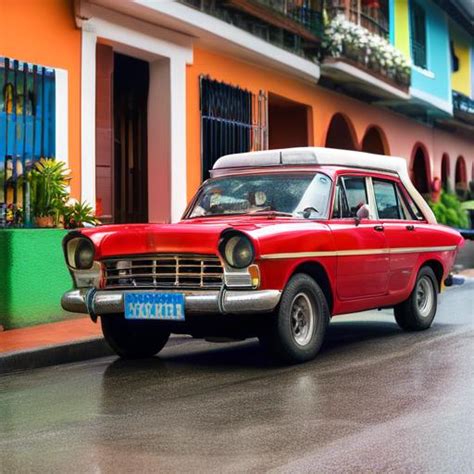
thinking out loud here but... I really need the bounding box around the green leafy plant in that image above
[24,158,100,228]
[429,191,469,229]
[63,200,101,229]
[28,158,71,226]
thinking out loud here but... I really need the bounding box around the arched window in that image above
[324,113,358,151]
[441,154,450,190]
[411,145,430,195]
[361,126,389,155]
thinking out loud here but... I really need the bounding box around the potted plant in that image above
[27,158,70,227]
[63,199,101,229]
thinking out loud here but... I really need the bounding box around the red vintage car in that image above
[62,147,464,363]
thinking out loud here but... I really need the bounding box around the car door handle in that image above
[406,225,415,231]
[374,225,384,232]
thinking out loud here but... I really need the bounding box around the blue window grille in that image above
[0,57,56,227]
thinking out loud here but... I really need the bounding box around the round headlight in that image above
[75,239,95,269]
[222,235,254,269]
[66,237,95,270]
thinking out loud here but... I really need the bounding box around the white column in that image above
[81,28,97,208]
[54,68,68,166]
[170,57,187,223]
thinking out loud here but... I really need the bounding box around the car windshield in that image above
[187,173,332,219]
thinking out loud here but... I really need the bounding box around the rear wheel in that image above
[259,273,329,364]
[394,267,438,331]
[101,314,170,358]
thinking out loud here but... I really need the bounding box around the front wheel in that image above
[101,314,170,359]
[394,266,438,331]
[259,274,330,364]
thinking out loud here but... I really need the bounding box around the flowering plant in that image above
[322,15,411,84]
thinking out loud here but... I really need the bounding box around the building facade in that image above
[1,0,472,227]
[0,0,473,328]
[79,0,473,225]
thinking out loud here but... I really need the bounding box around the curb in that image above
[0,335,192,375]
[0,337,113,375]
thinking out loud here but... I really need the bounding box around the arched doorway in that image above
[361,126,388,155]
[325,113,358,150]
[411,145,430,194]
[455,156,467,190]
[441,154,450,190]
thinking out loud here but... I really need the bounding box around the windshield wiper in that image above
[248,209,294,217]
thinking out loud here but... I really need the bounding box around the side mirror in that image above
[355,204,370,226]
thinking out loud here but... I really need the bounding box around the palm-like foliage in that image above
[63,200,101,229]
[28,158,71,225]
[22,158,100,228]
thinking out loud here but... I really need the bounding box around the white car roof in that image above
[212,147,436,224]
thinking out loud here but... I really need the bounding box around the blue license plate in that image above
[124,293,185,321]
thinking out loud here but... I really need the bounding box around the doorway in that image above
[411,146,430,195]
[113,53,149,223]
[325,113,357,150]
[268,93,310,149]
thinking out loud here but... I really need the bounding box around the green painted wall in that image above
[0,229,74,329]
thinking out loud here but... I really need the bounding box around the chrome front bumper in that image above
[61,288,282,317]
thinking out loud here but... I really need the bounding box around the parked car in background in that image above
[61,148,464,364]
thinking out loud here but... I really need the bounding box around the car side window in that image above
[397,184,425,220]
[332,176,368,218]
[395,186,412,220]
[373,179,402,219]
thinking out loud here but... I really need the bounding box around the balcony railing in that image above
[321,14,411,94]
[326,0,389,38]
[249,0,323,38]
[453,91,474,125]
[179,0,323,58]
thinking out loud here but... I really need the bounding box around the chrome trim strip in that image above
[260,245,457,260]
[389,245,457,254]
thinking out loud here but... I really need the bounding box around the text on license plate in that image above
[124,293,185,320]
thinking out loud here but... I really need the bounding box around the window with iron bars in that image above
[200,76,268,180]
[0,58,56,227]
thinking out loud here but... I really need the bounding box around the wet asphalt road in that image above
[0,282,473,473]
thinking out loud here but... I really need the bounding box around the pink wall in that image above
[315,87,473,190]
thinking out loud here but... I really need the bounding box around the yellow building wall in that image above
[451,35,471,97]
[394,0,410,59]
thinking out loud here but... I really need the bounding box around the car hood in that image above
[76,217,333,259]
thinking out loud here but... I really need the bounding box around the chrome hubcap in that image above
[416,276,434,318]
[290,293,315,346]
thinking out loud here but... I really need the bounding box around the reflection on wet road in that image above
[0,282,473,472]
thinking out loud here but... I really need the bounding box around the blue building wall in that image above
[408,0,452,111]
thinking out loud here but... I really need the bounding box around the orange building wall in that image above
[187,47,473,199]
[0,0,82,199]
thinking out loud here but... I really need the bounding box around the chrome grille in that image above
[102,255,224,289]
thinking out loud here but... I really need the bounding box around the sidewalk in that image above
[458,268,474,279]
[0,318,113,375]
